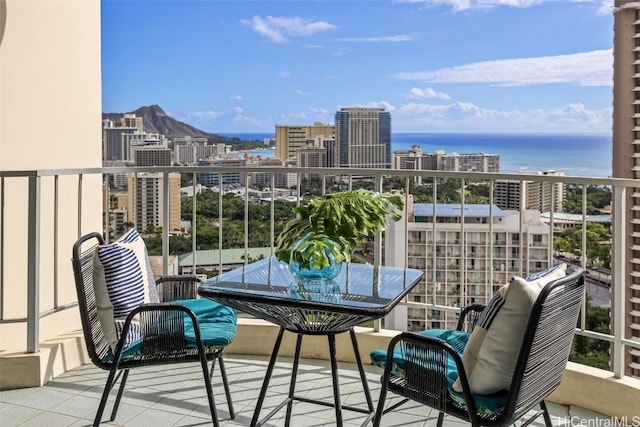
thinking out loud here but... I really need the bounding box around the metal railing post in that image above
[612,185,626,379]
[162,172,169,275]
[27,175,41,353]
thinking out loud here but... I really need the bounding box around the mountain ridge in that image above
[102,104,237,143]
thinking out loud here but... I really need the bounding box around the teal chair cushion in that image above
[370,329,507,416]
[105,298,237,361]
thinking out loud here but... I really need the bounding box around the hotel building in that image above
[335,108,391,169]
[392,145,499,184]
[613,0,640,377]
[385,197,552,331]
[126,172,182,233]
[274,123,334,162]
[495,170,565,213]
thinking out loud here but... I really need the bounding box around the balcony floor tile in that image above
[0,355,607,426]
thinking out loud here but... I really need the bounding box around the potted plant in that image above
[275,189,404,283]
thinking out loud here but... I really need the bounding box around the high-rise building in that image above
[174,139,225,165]
[441,152,499,173]
[134,147,172,166]
[495,170,565,213]
[612,0,640,377]
[197,158,247,186]
[275,123,334,161]
[385,197,553,331]
[124,133,163,161]
[393,146,500,183]
[335,108,391,168]
[252,157,297,188]
[120,113,144,132]
[174,136,209,146]
[103,126,136,161]
[127,172,181,233]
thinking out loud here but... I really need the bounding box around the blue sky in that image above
[102,0,614,134]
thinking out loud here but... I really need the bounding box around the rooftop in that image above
[413,204,507,218]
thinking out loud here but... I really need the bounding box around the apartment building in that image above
[124,133,164,161]
[174,139,230,165]
[392,146,499,184]
[335,108,391,169]
[252,157,297,188]
[612,0,640,377]
[134,147,172,166]
[126,172,181,233]
[103,126,137,161]
[275,122,334,162]
[441,151,499,172]
[197,158,247,186]
[385,197,552,331]
[495,170,565,213]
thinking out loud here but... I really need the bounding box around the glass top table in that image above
[199,256,424,334]
[198,257,423,427]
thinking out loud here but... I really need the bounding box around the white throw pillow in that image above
[453,264,568,394]
[92,229,158,351]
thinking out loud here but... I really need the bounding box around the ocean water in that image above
[219,132,612,178]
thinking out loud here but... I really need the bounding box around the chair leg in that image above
[372,376,389,427]
[540,401,553,427]
[199,352,219,427]
[436,412,445,427]
[109,369,130,421]
[218,356,235,419]
[94,366,121,427]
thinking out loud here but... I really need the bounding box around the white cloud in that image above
[406,87,451,100]
[241,16,337,43]
[392,100,611,132]
[182,108,268,131]
[280,71,291,79]
[188,110,224,120]
[393,49,612,86]
[394,0,541,11]
[231,95,243,101]
[309,107,330,115]
[335,35,414,42]
[395,0,611,13]
[595,0,613,15]
[294,89,310,96]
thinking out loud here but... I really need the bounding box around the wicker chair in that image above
[72,232,235,427]
[373,268,585,427]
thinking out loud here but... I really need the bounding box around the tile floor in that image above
[0,355,611,426]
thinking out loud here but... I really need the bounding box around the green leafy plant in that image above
[275,189,404,270]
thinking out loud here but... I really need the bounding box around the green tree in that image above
[564,185,611,215]
[570,295,610,370]
[554,223,610,267]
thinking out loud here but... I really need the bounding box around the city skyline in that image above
[102,0,614,134]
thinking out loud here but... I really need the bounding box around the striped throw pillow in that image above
[93,228,157,351]
[98,241,146,318]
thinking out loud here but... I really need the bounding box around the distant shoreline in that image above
[223,132,611,178]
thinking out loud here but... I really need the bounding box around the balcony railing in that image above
[1,165,639,381]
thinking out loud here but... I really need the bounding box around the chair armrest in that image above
[456,304,485,332]
[156,275,202,301]
[383,332,479,414]
[113,302,206,360]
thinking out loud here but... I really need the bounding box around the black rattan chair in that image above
[373,268,585,427]
[72,232,235,427]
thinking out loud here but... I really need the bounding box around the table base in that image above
[251,327,375,427]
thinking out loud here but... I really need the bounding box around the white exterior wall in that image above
[0,0,102,352]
